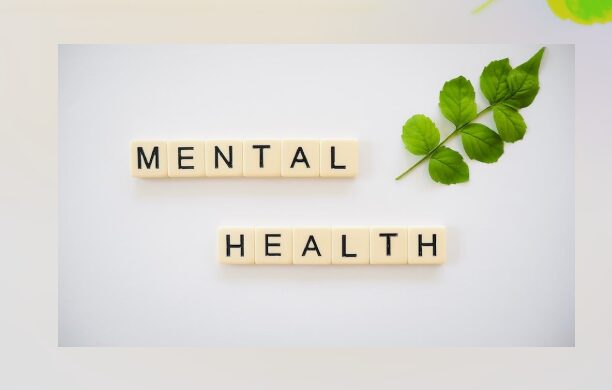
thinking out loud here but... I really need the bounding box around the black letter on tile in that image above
[252,145,271,168]
[379,233,398,256]
[341,235,356,257]
[137,146,159,169]
[291,147,310,168]
[215,146,233,168]
[302,235,321,256]
[178,146,194,169]
[265,233,281,256]
[226,234,244,257]
[330,146,346,169]
[418,234,437,256]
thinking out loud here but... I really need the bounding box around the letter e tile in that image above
[254,227,293,264]
[167,140,206,177]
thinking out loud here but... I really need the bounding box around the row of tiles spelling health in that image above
[219,227,446,265]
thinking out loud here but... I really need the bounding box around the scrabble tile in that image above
[243,140,281,177]
[369,227,408,264]
[331,227,370,265]
[281,140,320,177]
[218,227,255,264]
[130,140,168,178]
[254,227,293,264]
[320,140,359,178]
[205,140,243,177]
[407,226,446,265]
[167,140,206,177]
[293,227,331,264]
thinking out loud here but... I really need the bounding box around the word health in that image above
[219,226,446,265]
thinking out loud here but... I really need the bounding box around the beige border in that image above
[0,1,608,387]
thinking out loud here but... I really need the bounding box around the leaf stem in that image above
[472,0,496,14]
[395,105,494,181]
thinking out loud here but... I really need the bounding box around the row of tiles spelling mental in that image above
[219,227,446,265]
[131,140,358,178]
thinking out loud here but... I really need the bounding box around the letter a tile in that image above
[293,227,331,264]
[281,140,320,177]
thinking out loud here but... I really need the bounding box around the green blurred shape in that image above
[548,0,612,24]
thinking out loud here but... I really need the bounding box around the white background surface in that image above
[59,44,574,347]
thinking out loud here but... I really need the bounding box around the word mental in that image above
[131,139,358,178]
[219,226,446,265]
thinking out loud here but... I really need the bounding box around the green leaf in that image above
[480,58,511,104]
[439,76,477,127]
[401,114,440,155]
[505,47,545,108]
[461,123,504,163]
[493,104,527,142]
[396,48,546,184]
[428,146,469,185]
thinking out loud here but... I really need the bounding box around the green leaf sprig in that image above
[396,47,545,184]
